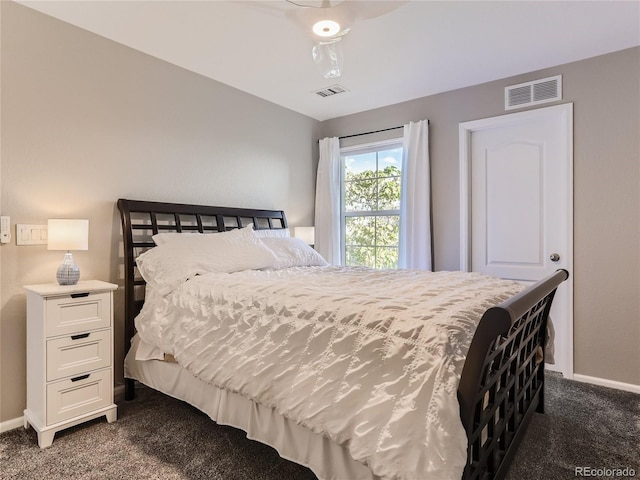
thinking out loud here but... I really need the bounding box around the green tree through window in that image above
[342,143,402,269]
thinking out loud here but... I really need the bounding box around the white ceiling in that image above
[17,0,640,121]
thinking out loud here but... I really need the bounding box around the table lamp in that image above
[47,219,89,285]
[293,226,315,246]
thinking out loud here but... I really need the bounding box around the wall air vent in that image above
[314,85,349,98]
[505,75,562,110]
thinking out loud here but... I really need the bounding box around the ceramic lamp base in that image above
[57,252,80,285]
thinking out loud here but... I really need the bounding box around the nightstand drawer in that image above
[46,329,111,382]
[46,368,112,425]
[45,292,111,337]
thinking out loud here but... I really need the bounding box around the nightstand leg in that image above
[38,430,55,449]
[105,407,117,423]
[24,417,30,429]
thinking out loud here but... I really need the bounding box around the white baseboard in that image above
[573,373,640,394]
[0,416,24,434]
[1,385,127,434]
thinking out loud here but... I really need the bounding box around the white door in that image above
[459,103,573,377]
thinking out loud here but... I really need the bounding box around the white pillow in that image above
[137,225,278,294]
[260,237,328,269]
[253,228,290,238]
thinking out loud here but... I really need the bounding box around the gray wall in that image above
[321,47,640,388]
[0,2,320,423]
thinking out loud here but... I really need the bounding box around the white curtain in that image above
[315,137,342,265]
[398,120,432,270]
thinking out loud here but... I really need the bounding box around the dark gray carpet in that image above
[1,374,638,480]
[505,374,639,480]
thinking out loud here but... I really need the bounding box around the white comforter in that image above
[135,267,524,480]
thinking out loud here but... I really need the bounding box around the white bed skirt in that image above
[125,335,380,480]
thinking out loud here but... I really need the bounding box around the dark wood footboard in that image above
[458,269,569,480]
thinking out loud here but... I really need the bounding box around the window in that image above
[341,139,403,269]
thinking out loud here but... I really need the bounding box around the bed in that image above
[117,198,568,480]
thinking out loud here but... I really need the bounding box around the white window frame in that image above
[340,137,403,268]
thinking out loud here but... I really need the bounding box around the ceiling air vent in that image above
[505,75,562,110]
[314,85,348,98]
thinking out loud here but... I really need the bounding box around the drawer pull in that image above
[70,333,90,340]
[70,374,90,382]
[70,292,90,298]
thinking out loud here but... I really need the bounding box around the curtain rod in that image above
[337,120,429,140]
[339,126,402,140]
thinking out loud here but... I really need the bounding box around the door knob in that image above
[550,253,560,262]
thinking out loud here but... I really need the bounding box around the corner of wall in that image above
[0,0,5,423]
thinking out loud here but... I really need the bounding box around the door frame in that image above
[458,103,574,378]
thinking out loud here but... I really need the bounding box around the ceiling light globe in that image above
[312,39,344,79]
[313,19,341,37]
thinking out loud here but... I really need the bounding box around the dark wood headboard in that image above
[117,198,288,399]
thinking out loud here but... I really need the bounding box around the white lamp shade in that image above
[293,226,315,245]
[48,219,89,251]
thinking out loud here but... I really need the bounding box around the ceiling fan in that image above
[286,0,353,40]
[285,0,408,78]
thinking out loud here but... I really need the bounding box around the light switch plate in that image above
[16,224,48,245]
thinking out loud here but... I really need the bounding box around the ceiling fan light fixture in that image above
[312,38,344,79]
[312,19,341,37]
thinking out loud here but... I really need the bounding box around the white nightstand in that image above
[23,280,118,448]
